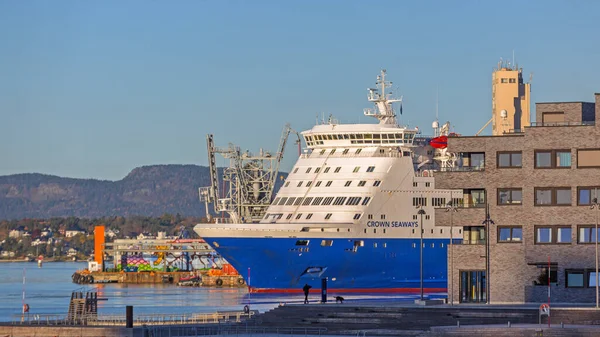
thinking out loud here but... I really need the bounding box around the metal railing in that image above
[10,311,255,326]
[142,325,329,337]
[529,121,595,127]
[438,166,485,172]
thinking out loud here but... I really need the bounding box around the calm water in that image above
[0,262,431,321]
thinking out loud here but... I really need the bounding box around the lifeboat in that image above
[429,135,448,149]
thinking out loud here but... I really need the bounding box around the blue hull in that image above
[208,237,455,293]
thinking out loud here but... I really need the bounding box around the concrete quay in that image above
[3,302,600,336]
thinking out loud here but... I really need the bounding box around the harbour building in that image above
[435,92,600,304]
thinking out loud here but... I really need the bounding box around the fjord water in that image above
[0,262,257,321]
[0,262,438,321]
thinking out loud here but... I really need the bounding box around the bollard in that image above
[321,278,328,303]
[508,321,511,328]
[126,305,133,328]
[561,322,564,328]
[457,320,460,327]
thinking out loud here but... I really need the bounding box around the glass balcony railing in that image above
[438,166,485,172]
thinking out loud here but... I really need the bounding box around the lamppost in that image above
[446,194,458,305]
[591,192,599,309]
[482,203,494,304]
[417,203,426,302]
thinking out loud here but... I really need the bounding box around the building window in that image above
[367,166,375,172]
[578,226,598,243]
[413,182,418,187]
[285,214,292,220]
[535,227,552,244]
[501,78,508,83]
[314,167,321,173]
[413,215,417,220]
[324,167,330,173]
[557,227,572,243]
[306,181,312,187]
[368,214,373,220]
[295,214,302,220]
[319,149,326,155]
[325,213,332,220]
[356,149,362,154]
[306,213,313,220]
[344,181,352,187]
[373,180,381,187]
[381,214,386,220]
[413,197,427,207]
[284,182,290,187]
[306,168,312,173]
[278,197,288,205]
[326,181,332,187]
[286,197,296,205]
[353,166,360,173]
[497,151,522,168]
[333,197,347,205]
[509,78,516,83]
[589,271,598,287]
[566,270,585,288]
[321,239,333,246]
[578,187,600,205]
[361,197,371,205]
[460,152,485,170]
[425,182,430,187]
[334,167,341,173]
[330,149,336,155]
[302,197,313,206]
[535,150,571,168]
[534,265,557,285]
[432,197,446,207]
[315,181,322,187]
[312,197,323,205]
[534,187,571,206]
[346,197,361,206]
[353,213,361,220]
[297,181,303,187]
[322,197,334,205]
[293,168,299,173]
[577,149,600,168]
[342,149,349,155]
[425,215,430,220]
[497,188,522,205]
[295,240,309,246]
[497,226,522,242]
[294,198,303,206]
[358,181,366,187]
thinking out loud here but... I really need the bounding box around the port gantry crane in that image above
[199,124,300,224]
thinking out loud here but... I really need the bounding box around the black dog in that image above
[335,296,344,304]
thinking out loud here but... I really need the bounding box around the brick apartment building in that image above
[434,93,600,304]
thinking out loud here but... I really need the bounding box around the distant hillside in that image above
[0,165,285,220]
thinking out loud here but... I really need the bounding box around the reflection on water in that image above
[0,262,433,321]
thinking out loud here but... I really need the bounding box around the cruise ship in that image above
[194,70,463,293]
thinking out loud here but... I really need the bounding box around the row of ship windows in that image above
[307,139,411,146]
[304,133,414,143]
[295,239,446,249]
[271,196,372,207]
[292,165,376,175]
[284,180,382,188]
[266,211,365,221]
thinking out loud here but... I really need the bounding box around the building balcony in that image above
[435,206,486,227]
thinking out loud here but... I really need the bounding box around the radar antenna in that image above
[363,69,402,125]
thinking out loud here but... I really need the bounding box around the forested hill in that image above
[0,165,285,220]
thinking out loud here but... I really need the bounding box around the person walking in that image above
[302,283,312,304]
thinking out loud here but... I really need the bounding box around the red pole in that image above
[548,255,551,327]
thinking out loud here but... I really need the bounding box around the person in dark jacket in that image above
[302,284,312,304]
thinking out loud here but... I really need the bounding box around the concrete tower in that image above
[491,60,531,135]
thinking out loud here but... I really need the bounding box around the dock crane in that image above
[199,124,301,224]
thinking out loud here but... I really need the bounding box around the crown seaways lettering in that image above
[366,221,419,228]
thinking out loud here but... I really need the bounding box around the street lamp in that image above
[446,195,458,305]
[482,203,494,304]
[417,204,426,302]
[591,192,599,309]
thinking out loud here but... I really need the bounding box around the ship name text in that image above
[366,221,419,228]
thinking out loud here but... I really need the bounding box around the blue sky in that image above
[1,0,599,180]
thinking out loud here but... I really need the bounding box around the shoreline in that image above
[0,259,86,263]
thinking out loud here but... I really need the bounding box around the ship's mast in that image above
[364,69,402,125]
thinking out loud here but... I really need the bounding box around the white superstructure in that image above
[197,70,461,241]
